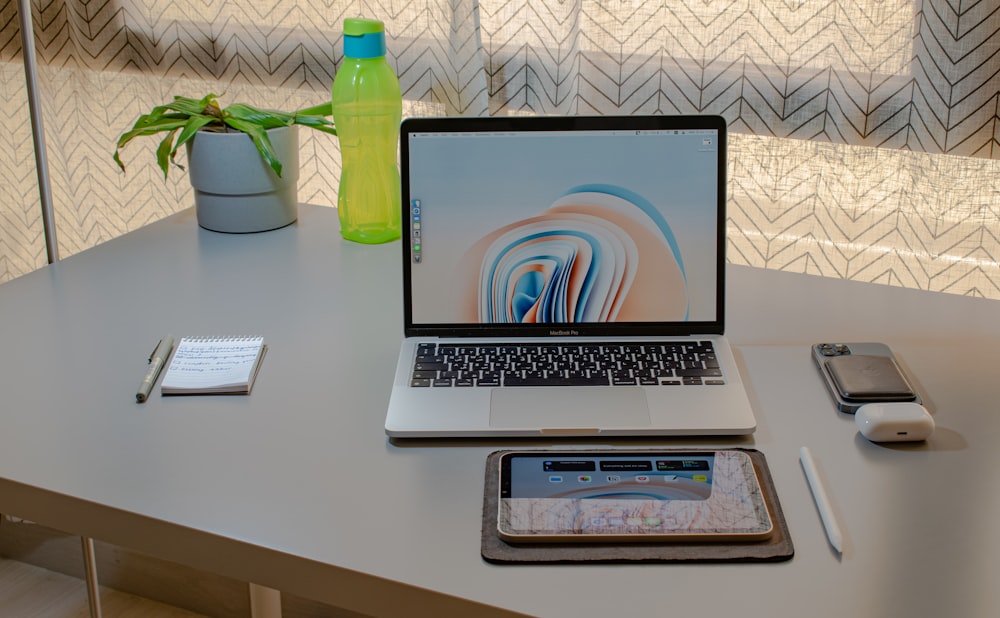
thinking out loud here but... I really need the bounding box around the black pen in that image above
[137,335,174,403]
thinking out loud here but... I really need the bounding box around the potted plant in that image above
[113,94,337,233]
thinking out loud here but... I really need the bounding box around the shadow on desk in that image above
[386,434,758,450]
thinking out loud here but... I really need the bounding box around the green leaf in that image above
[113,117,189,172]
[155,129,179,179]
[113,93,336,177]
[224,116,283,177]
[295,102,332,116]
[292,114,337,135]
[171,114,218,160]
[167,95,215,116]
[194,94,223,118]
[225,103,294,129]
[122,111,185,134]
[291,103,335,135]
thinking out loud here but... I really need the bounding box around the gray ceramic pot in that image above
[186,125,298,233]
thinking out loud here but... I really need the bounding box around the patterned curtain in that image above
[2,0,999,296]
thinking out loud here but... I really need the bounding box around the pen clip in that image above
[148,338,163,363]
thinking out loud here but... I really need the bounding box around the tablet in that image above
[497,450,774,543]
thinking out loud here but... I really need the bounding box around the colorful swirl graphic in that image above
[458,185,688,323]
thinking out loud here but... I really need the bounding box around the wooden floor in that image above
[0,558,210,618]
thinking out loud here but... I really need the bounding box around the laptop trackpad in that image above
[490,387,650,429]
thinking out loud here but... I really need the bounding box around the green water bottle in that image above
[331,18,402,244]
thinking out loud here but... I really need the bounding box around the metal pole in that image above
[249,583,283,618]
[24,2,90,613]
[17,0,58,264]
[81,537,103,618]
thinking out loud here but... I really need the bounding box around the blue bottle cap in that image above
[343,18,386,59]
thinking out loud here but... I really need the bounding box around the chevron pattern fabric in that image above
[0,0,997,299]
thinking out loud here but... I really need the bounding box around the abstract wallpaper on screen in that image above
[456,185,688,324]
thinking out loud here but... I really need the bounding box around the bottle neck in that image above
[343,30,386,58]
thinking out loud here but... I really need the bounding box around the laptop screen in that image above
[401,115,726,338]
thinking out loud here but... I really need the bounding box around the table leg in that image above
[81,537,102,618]
[249,582,282,618]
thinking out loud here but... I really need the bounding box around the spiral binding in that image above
[182,336,263,343]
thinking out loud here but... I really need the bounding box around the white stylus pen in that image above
[799,446,843,553]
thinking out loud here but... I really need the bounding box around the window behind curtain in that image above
[2,0,998,296]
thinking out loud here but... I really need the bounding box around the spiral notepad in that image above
[161,336,266,395]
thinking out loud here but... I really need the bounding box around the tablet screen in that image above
[497,450,773,543]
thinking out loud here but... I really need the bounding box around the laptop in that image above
[384,115,756,438]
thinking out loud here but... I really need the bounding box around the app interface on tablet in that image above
[499,451,771,538]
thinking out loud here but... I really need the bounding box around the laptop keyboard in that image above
[409,341,724,387]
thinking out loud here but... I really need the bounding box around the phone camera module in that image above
[818,343,850,357]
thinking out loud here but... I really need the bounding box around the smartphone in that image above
[812,342,919,413]
[497,450,774,544]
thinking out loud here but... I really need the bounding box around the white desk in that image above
[1,205,999,617]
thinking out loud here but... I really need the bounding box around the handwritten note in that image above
[161,337,266,395]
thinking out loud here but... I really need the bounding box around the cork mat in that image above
[482,448,794,564]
